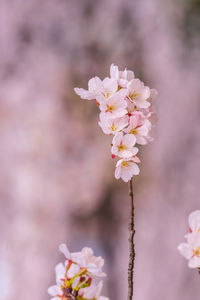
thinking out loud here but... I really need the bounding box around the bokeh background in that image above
[1,0,200,299]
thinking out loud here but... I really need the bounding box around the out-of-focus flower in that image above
[178,232,200,268]
[111,132,138,159]
[115,157,140,182]
[188,210,200,233]
[59,244,106,277]
[79,281,109,300]
[48,244,108,300]
[48,263,65,300]
[74,63,157,182]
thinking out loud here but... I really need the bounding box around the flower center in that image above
[129,92,139,100]
[130,129,137,135]
[121,161,130,167]
[110,123,116,131]
[104,92,110,98]
[118,143,127,152]
[106,104,115,112]
[194,247,200,257]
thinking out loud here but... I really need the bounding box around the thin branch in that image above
[127,178,135,300]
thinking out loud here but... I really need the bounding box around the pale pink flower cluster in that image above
[178,210,200,269]
[48,244,109,300]
[74,64,157,182]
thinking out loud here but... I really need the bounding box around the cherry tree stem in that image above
[128,178,135,300]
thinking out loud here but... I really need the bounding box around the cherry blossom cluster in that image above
[74,64,157,182]
[48,244,109,300]
[178,210,200,269]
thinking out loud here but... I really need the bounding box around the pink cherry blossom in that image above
[98,89,127,119]
[74,76,103,100]
[124,115,152,145]
[74,76,118,101]
[188,210,200,233]
[111,132,138,158]
[115,158,140,182]
[48,263,65,300]
[48,244,108,300]
[178,232,200,268]
[79,281,109,300]
[59,244,106,277]
[127,78,151,109]
[98,114,129,135]
[110,63,134,88]
[74,63,157,182]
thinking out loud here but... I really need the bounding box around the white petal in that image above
[177,243,192,259]
[189,210,200,232]
[129,162,140,175]
[106,108,127,119]
[81,247,94,257]
[48,285,61,297]
[135,99,150,109]
[188,257,200,268]
[88,76,102,92]
[130,115,140,129]
[130,147,139,156]
[59,244,71,259]
[121,170,132,182]
[110,63,119,79]
[55,263,65,284]
[96,281,103,297]
[67,263,80,278]
[115,163,121,180]
[136,136,148,145]
[187,232,200,249]
[71,252,84,265]
[74,88,97,100]
[140,86,151,100]
[103,77,118,93]
[112,132,123,146]
[126,70,134,81]
[123,134,136,148]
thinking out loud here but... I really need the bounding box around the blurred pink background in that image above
[0,0,200,299]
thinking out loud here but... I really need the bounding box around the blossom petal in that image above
[123,134,136,148]
[55,263,65,284]
[74,88,96,100]
[188,210,200,232]
[88,76,102,91]
[177,243,192,259]
[48,285,62,297]
[110,63,119,79]
[188,257,200,268]
[59,244,71,259]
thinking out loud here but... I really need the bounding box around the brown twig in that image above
[128,178,135,300]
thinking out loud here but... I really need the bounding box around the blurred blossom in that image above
[48,244,108,300]
[178,210,200,269]
[0,260,11,299]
